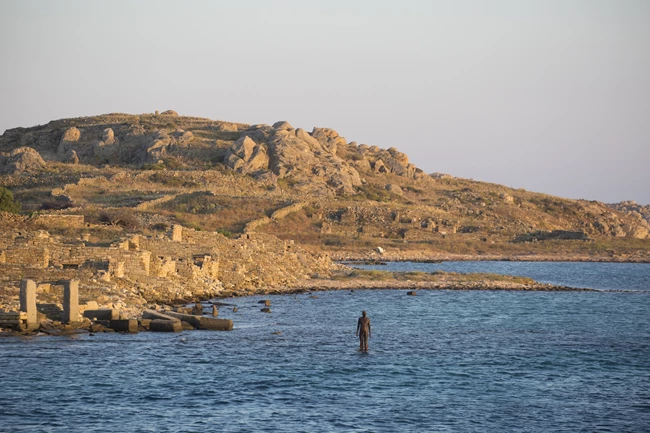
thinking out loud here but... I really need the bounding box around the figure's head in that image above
[362,311,367,317]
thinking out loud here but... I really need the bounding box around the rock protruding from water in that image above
[150,319,182,332]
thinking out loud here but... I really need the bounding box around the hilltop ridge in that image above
[1,111,649,263]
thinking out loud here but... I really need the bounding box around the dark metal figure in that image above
[356,310,371,351]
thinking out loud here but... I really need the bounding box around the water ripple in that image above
[1,288,649,432]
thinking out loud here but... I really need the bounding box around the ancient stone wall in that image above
[4,245,49,268]
[30,214,85,228]
[1,222,337,311]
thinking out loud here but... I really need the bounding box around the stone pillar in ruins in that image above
[171,225,183,242]
[20,279,37,327]
[63,279,80,323]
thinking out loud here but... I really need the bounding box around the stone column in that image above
[19,279,37,327]
[63,279,80,323]
[171,225,182,242]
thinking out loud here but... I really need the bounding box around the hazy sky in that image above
[1,0,648,204]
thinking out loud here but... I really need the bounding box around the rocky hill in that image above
[1,111,649,263]
[608,201,650,224]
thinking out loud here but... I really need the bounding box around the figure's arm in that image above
[368,320,371,338]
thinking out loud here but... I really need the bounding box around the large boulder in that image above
[92,128,119,163]
[363,147,418,178]
[272,121,293,131]
[102,128,115,144]
[311,127,347,155]
[626,225,649,239]
[386,184,403,196]
[224,136,269,174]
[61,127,81,142]
[0,147,46,174]
[57,127,81,157]
[265,127,362,195]
[143,131,171,163]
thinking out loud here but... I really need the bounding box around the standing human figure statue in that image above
[356,310,371,351]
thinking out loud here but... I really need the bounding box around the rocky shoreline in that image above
[1,270,596,338]
[291,278,594,292]
[331,251,650,263]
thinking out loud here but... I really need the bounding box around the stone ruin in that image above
[0,279,80,331]
[2,277,233,333]
[0,217,336,314]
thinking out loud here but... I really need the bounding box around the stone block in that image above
[163,310,233,331]
[142,309,181,323]
[150,319,182,332]
[83,309,119,321]
[83,301,99,310]
[180,321,195,331]
[108,319,138,333]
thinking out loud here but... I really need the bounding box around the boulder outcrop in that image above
[224,136,269,174]
[265,126,362,195]
[57,127,81,159]
[0,147,46,174]
[311,127,347,155]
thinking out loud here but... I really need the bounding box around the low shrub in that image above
[97,209,141,229]
[0,187,21,213]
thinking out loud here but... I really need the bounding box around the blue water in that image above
[1,263,649,432]
[351,261,650,291]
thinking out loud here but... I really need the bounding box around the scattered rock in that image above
[102,128,115,144]
[68,150,79,164]
[386,184,403,196]
[500,193,515,204]
[260,307,271,313]
[430,172,453,179]
[61,127,81,142]
[272,121,293,131]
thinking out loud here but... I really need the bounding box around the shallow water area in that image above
[1,263,650,432]
[353,260,650,291]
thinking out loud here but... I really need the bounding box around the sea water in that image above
[1,262,649,432]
